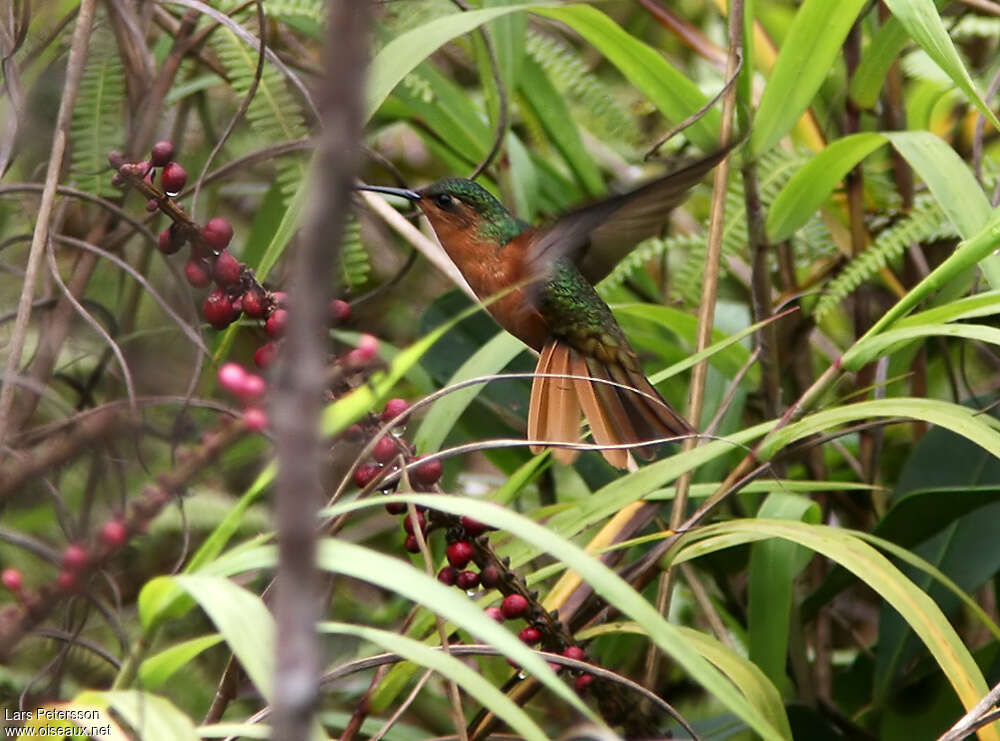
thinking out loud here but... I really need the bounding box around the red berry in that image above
[485,606,504,622]
[460,516,489,536]
[217,362,247,395]
[271,291,288,308]
[354,463,381,488]
[254,342,278,369]
[457,570,480,590]
[562,646,585,662]
[185,258,212,287]
[381,398,410,424]
[345,424,364,441]
[402,510,425,535]
[446,541,474,569]
[146,199,159,213]
[329,299,351,324]
[150,140,174,167]
[403,535,420,553]
[1,568,23,592]
[356,333,378,361]
[518,627,541,644]
[107,151,125,170]
[242,289,267,318]
[56,571,79,592]
[500,593,529,620]
[384,499,406,515]
[480,564,502,588]
[161,162,187,194]
[158,224,186,255]
[99,520,128,549]
[213,251,241,286]
[243,407,268,431]
[411,455,443,488]
[373,436,397,464]
[62,544,89,572]
[437,566,458,586]
[265,309,288,338]
[203,217,234,250]
[203,288,237,329]
[574,674,594,692]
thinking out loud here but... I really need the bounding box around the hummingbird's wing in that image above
[526,147,732,286]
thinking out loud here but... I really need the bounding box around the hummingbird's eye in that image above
[434,193,455,210]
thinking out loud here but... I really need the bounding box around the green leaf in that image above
[883,0,1000,131]
[139,635,223,690]
[767,133,886,241]
[519,57,605,197]
[758,398,1000,462]
[670,519,998,740]
[319,622,548,741]
[536,5,719,151]
[368,3,557,121]
[413,331,524,454]
[748,494,820,690]
[74,691,198,741]
[751,0,868,156]
[321,495,789,740]
[139,575,275,700]
[844,323,1000,370]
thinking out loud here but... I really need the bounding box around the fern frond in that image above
[340,216,370,291]
[813,196,955,320]
[69,25,124,198]
[599,231,705,293]
[525,30,641,148]
[212,18,309,202]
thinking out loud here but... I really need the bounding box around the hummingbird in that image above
[359,149,729,469]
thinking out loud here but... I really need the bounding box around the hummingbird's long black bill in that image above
[356,184,422,201]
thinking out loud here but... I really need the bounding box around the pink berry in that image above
[480,564,502,588]
[185,258,212,287]
[446,541,474,569]
[146,199,159,213]
[150,140,174,167]
[62,544,89,572]
[329,299,351,324]
[574,674,594,692]
[437,566,458,586]
[241,374,266,401]
[485,607,504,622]
[107,151,125,170]
[356,333,378,361]
[242,289,267,318]
[203,217,234,250]
[562,646,585,661]
[161,162,187,194]
[373,436,397,464]
[381,398,410,424]
[271,291,288,308]
[99,520,128,549]
[403,535,420,553]
[217,362,247,395]
[254,342,278,369]
[401,511,425,535]
[1,568,23,592]
[353,463,381,488]
[265,309,288,338]
[519,627,541,644]
[413,456,443,487]
[242,407,268,432]
[457,570,480,590]
[213,251,241,286]
[203,288,237,329]
[500,593,529,620]
[56,571,79,592]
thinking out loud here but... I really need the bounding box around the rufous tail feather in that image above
[528,340,693,469]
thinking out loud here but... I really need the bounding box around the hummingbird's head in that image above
[358,179,524,248]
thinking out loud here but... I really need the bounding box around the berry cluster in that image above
[1,517,131,601]
[346,403,595,692]
[218,362,269,431]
